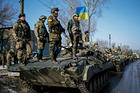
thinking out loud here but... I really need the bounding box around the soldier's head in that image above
[118,46,121,49]
[84,31,88,34]
[112,45,115,48]
[51,8,59,17]
[19,13,25,21]
[73,14,79,20]
[39,15,47,22]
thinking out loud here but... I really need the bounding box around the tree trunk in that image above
[87,15,90,41]
[86,3,90,42]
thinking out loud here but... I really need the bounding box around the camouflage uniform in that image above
[12,14,32,63]
[67,14,82,58]
[0,51,4,67]
[83,31,89,42]
[34,15,49,60]
[6,49,17,66]
[111,45,117,55]
[48,8,66,62]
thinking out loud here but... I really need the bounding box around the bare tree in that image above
[97,39,109,48]
[37,0,108,43]
[81,0,108,41]
[63,0,109,41]
[0,0,16,28]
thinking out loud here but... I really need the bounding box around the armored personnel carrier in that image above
[8,56,113,93]
[7,41,113,93]
[106,48,136,72]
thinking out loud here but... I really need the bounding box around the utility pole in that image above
[20,0,24,14]
[109,34,111,48]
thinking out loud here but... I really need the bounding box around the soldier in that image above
[67,14,82,59]
[83,31,89,42]
[48,8,67,64]
[34,15,49,61]
[111,45,117,55]
[12,14,32,64]
[117,46,122,54]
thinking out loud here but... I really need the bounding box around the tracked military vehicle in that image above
[106,48,136,72]
[7,41,114,93]
[8,57,113,93]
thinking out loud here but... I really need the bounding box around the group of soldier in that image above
[4,8,88,66]
[0,8,138,67]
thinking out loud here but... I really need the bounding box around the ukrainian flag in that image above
[75,6,88,20]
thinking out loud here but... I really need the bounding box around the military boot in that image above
[37,53,41,61]
[51,56,58,64]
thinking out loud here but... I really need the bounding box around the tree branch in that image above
[90,0,99,18]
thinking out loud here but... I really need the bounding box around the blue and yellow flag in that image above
[75,6,88,20]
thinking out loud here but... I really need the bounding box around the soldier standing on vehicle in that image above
[34,15,49,61]
[67,14,82,59]
[12,14,32,64]
[48,8,67,64]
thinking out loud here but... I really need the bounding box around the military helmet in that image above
[39,15,47,20]
[84,31,88,34]
[19,13,25,18]
[73,14,79,17]
[51,8,59,13]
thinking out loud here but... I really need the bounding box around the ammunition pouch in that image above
[49,33,61,41]
[50,27,61,34]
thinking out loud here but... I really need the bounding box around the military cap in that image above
[39,15,47,20]
[51,8,59,13]
[18,13,25,18]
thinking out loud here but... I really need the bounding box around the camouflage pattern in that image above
[51,8,59,17]
[83,31,89,42]
[103,45,136,72]
[48,8,65,62]
[8,56,113,93]
[66,36,71,46]
[67,18,82,57]
[6,49,17,66]
[50,40,61,60]
[0,51,4,67]
[12,19,32,63]
[8,42,136,92]
[34,17,49,60]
